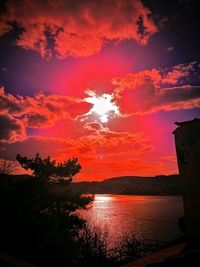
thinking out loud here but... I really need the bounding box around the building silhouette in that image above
[173,118,200,248]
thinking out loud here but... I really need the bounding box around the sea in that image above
[77,194,184,249]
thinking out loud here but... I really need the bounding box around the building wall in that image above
[174,121,200,248]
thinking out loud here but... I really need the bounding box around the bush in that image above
[74,224,159,266]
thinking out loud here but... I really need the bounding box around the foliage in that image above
[16,153,81,183]
[0,154,93,266]
[74,224,159,266]
[75,224,113,266]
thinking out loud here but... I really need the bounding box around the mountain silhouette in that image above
[70,174,182,195]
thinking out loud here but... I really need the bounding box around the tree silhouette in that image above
[16,153,81,183]
[0,153,93,266]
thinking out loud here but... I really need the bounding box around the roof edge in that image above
[173,118,200,134]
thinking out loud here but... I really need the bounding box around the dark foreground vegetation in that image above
[0,155,158,266]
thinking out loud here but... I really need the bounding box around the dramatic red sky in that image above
[0,0,200,181]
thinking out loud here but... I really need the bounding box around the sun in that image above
[84,90,120,123]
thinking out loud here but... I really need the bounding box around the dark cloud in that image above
[160,85,200,103]
[0,114,26,143]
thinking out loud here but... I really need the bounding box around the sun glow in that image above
[85,90,120,123]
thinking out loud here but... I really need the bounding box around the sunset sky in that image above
[0,0,200,181]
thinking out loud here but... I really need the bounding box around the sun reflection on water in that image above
[95,195,114,202]
[77,194,184,250]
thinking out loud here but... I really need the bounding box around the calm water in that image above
[78,194,184,248]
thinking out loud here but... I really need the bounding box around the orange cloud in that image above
[84,122,106,132]
[112,62,197,95]
[0,136,71,159]
[0,129,151,158]
[59,128,153,164]
[0,128,153,179]
[112,62,200,115]
[0,0,157,58]
[0,87,92,129]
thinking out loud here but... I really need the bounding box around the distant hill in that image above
[70,174,182,195]
[0,174,182,195]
